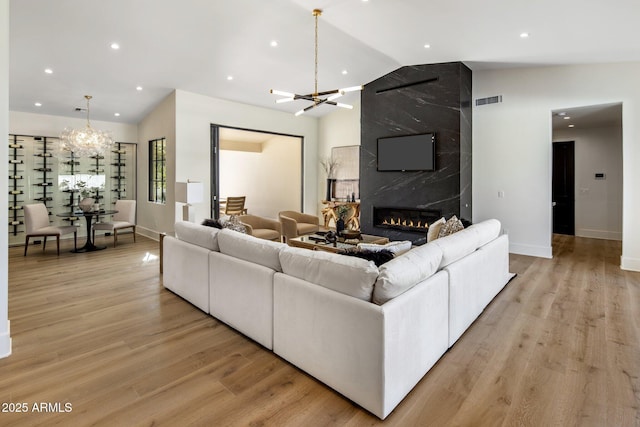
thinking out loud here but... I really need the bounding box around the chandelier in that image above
[270,9,362,116]
[58,95,114,157]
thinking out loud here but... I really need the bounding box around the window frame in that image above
[148,137,166,204]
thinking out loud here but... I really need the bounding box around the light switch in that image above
[498,190,505,198]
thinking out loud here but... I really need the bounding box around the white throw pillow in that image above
[427,217,446,242]
[357,240,412,256]
[373,243,443,305]
[279,246,379,301]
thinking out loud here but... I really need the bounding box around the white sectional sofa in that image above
[162,219,514,419]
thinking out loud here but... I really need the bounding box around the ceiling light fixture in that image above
[520,32,529,38]
[270,9,362,116]
[110,42,120,50]
[58,95,114,157]
[270,40,278,47]
[34,102,42,107]
[44,68,53,74]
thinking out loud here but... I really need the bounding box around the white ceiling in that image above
[9,0,640,124]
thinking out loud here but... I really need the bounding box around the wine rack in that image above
[111,143,127,203]
[8,135,25,235]
[7,134,137,246]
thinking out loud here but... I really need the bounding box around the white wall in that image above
[219,135,301,218]
[1,0,11,358]
[136,92,176,238]
[554,125,622,240]
[317,102,361,210]
[172,90,318,228]
[473,62,640,270]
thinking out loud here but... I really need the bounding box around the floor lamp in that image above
[176,181,203,222]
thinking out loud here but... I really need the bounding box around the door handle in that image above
[552,202,557,207]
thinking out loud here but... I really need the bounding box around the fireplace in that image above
[373,207,441,233]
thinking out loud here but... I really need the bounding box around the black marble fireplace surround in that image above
[360,62,472,244]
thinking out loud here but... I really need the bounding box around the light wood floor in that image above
[1,234,639,426]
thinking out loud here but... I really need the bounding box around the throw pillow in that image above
[357,240,412,256]
[427,217,446,242]
[438,215,464,238]
[338,248,395,266]
[201,218,223,229]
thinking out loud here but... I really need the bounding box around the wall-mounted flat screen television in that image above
[377,133,435,171]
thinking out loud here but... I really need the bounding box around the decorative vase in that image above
[325,179,334,201]
[336,218,345,234]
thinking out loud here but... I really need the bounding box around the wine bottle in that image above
[9,159,23,164]
[9,190,23,195]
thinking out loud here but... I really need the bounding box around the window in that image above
[149,138,166,203]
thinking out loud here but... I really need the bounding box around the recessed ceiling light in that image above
[114,112,120,117]
[563,116,571,120]
[342,70,348,75]
[424,44,431,49]
[44,68,53,74]
[136,86,143,91]
[558,112,566,116]
[520,32,529,38]
[568,124,575,128]
[110,42,120,50]
[227,75,234,81]
[270,40,278,47]
[34,102,42,107]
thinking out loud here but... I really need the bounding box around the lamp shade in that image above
[175,182,203,204]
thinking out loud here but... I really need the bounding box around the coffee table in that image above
[288,232,389,253]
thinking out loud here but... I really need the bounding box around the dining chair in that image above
[92,200,136,247]
[224,196,248,216]
[24,203,77,256]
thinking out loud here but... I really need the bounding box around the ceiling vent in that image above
[475,95,502,106]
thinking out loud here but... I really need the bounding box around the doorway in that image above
[210,125,303,219]
[552,141,575,235]
[551,103,623,242]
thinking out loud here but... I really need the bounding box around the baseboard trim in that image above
[0,320,12,359]
[576,228,622,241]
[509,242,552,259]
[136,226,162,241]
[621,256,640,272]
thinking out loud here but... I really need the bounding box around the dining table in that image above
[57,209,118,253]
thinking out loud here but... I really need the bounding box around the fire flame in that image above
[381,217,428,229]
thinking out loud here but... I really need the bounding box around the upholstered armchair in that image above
[92,200,136,247]
[24,203,77,256]
[238,214,282,241]
[278,210,320,241]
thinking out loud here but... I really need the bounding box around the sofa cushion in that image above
[217,228,286,271]
[467,219,501,247]
[279,246,379,301]
[174,221,220,251]
[429,227,480,269]
[373,243,443,305]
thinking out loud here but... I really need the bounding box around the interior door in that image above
[552,141,575,235]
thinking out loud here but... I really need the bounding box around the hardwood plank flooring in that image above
[1,234,638,426]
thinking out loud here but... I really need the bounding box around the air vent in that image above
[475,95,502,106]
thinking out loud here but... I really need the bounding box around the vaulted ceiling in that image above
[9,0,640,124]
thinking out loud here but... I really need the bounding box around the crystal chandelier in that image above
[270,9,362,116]
[58,95,113,157]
